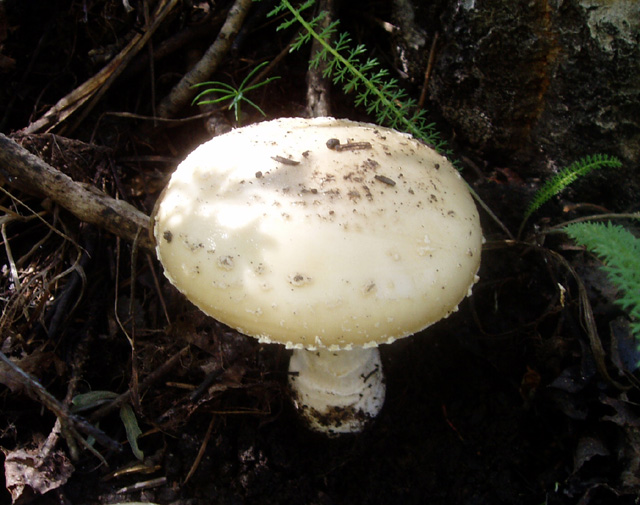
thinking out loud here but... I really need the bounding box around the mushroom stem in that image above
[288,347,385,435]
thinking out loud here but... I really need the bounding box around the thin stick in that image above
[147,253,171,325]
[306,0,333,117]
[418,32,438,110]
[1,222,21,291]
[483,239,629,390]
[184,415,216,484]
[89,346,190,422]
[0,351,122,452]
[544,212,640,233]
[465,183,514,239]
[20,0,179,134]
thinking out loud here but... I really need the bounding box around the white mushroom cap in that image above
[154,117,482,350]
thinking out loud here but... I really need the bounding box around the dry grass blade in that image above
[20,0,180,135]
[0,191,85,342]
[485,239,630,390]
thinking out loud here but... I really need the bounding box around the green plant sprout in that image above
[519,153,640,352]
[268,0,447,152]
[192,61,280,124]
[519,154,622,237]
[564,221,640,344]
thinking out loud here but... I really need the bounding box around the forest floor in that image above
[1,1,639,504]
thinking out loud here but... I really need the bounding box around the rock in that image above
[393,0,640,211]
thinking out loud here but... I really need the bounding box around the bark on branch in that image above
[156,0,253,118]
[305,0,334,118]
[0,133,154,252]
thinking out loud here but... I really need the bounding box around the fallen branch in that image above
[0,133,154,252]
[0,351,122,454]
[157,0,253,118]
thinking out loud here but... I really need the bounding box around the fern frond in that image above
[565,221,640,341]
[525,154,622,222]
[272,0,446,151]
[269,0,315,22]
[517,154,622,238]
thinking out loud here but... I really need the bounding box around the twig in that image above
[147,253,171,325]
[20,0,180,135]
[116,476,167,494]
[544,212,640,233]
[418,32,438,110]
[0,133,154,251]
[45,241,90,340]
[114,234,141,412]
[143,0,158,126]
[89,346,191,422]
[306,0,333,117]
[547,246,629,390]
[123,10,226,79]
[157,0,254,118]
[1,221,21,290]
[484,239,629,390]
[466,183,514,239]
[0,351,122,453]
[247,32,300,90]
[184,415,216,484]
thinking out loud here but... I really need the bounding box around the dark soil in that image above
[1,1,639,505]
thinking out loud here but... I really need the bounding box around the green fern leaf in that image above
[565,221,640,341]
[525,154,622,222]
[271,0,447,152]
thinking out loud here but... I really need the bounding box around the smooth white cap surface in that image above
[154,117,482,349]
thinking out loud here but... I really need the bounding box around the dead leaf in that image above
[610,317,640,374]
[573,436,609,473]
[601,396,640,429]
[600,396,640,490]
[3,446,74,504]
[620,426,640,489]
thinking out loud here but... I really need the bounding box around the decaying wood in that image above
[19,0,180,135]
[156,0,253,118]
[0,133,154,252]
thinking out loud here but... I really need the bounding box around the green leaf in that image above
[120,403,144,461]
[191,62,279,125]
[71,390,119,413]
[270,0,447,151]
[524,154,622,222]
[565,221,640,340]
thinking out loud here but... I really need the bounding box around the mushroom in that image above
[153,117,482,435]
